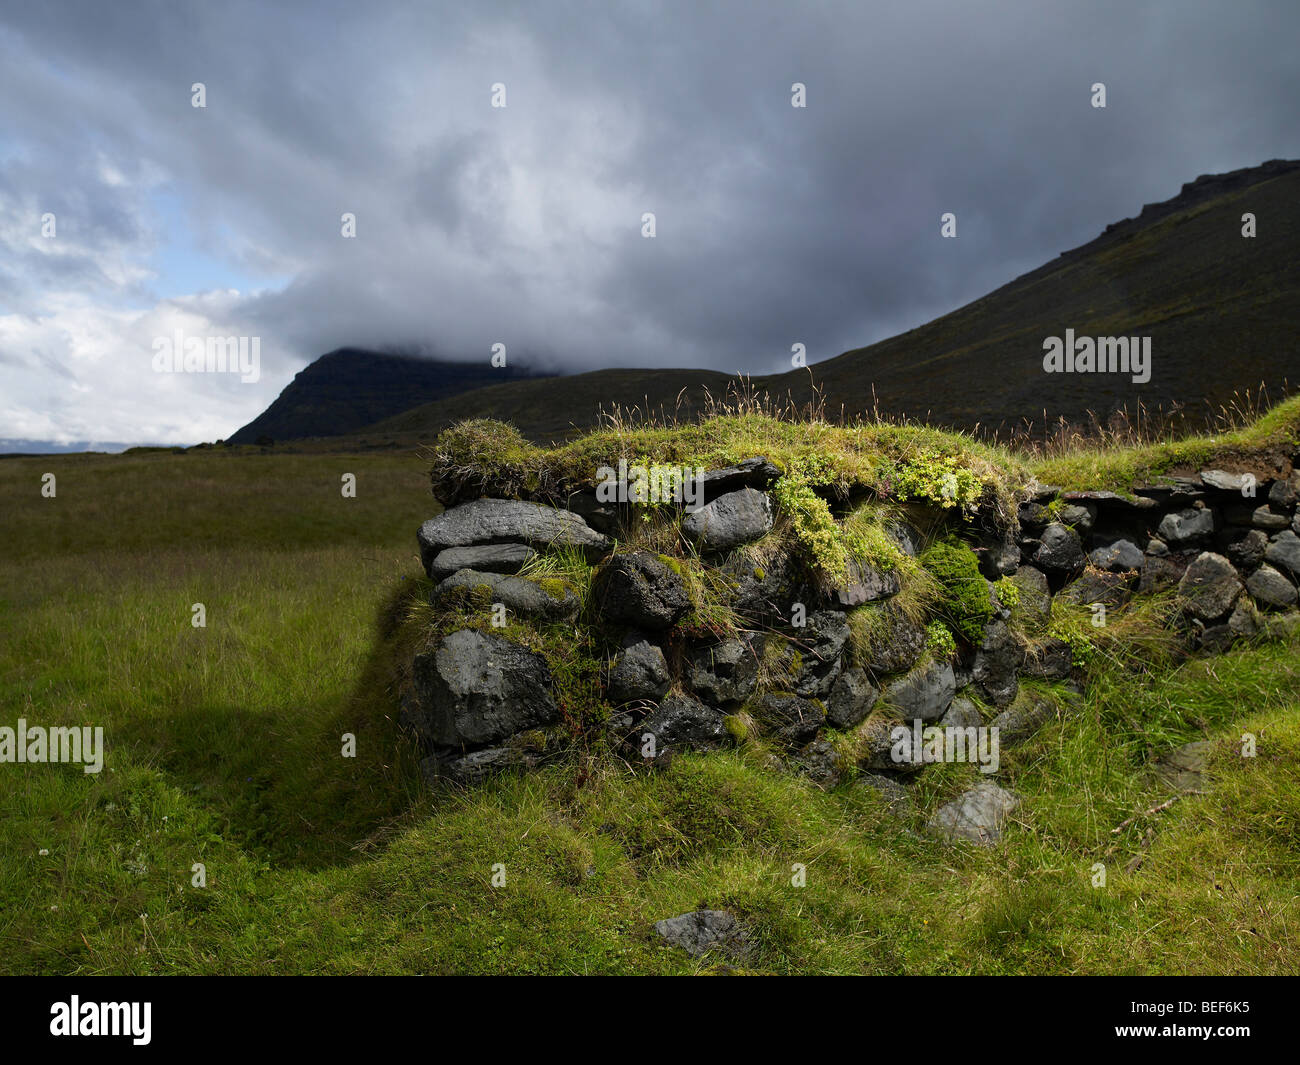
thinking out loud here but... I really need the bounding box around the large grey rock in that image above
[434,569,581,621]
[405,629,558,748]
[940,697,982,731]
[1252,506,1291,531]
[854,600,927,675]
[721,552,814,624]
[1021,638,1072,679]
[990,693,1058,746]
[1178,552,1243,621]
[607,636,671,704]
[639,695,730,754]
[1264,530,1300,577]
[590,551,690,630]
[428,543,536,580]
[1033,522,1085,572]
[418,498,609,574]
[825,666,880,729]
[1057,569,1133,608]
[1059,503,1097,532]
[882,659,956,723]
[681,488,773,552]
[797,738,845,788]
[1009,565,1051,624]
[653,910,752,960]
[688,638,759,708]
[1200,469,1252,493]
[784,610,850,696]
[1268,473,1299,509]
[1225,529,1270,572]
[972,620,1024,708]
[750,693,827,745]
[1158,507,1215,545]
[1089,539,1144,572]
[1246,564,1298,609]
[833,559,901,607]
[928,783,1020,845]
[700,457,783,501]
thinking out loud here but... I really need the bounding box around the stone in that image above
[750,693,826,745]
[775,610,850,697]
[1200,469,1252,492]
[1264,530,1300,577]
[700,457,783,501]
[434,569,581,621]
[972,620,1024,708]
[833,559,901,607]
[428,543,536,579]
[1268,473,1300,509]
[721,552,814,625]
[607,636,671,704]
[653,910,752,960]
[1139,554,1187,595]
[1158,507,1215,545]
[418,498,609,574]
[855,772,913,815]
[1177,552,1243,621]
[1228,597,1260,637]
[1033,522,1085,572]
[825,666,880,729]
[1009,565,1051,624]
[882,659,957,723]
[990,693,1058,747]
[855,601,928,676]
[976,531,1020,579]
[404,629,558,749]
[1021,638,1072,679]
[1089,539,1144,572]
[420,745,541,786]
[797,738,844,788]
[681,488,774,552]
[688,638,759,708]
[1057,569,1133,608]
[928,783,1020,845]
[590,551,690,630]
[1252,506,1291,531]
[639,695,730,754]
[939,697,982,731]
[1225,529,1269,572]
[1246,564,1298,609]
[1059,503,1097,532]
[1146,538,1169,557]
[564,490,620,535]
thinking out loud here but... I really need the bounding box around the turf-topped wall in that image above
[394,418,1300,843]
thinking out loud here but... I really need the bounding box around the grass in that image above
[1,414,1298,973]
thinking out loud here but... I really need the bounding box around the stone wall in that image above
[397,453,1300,839]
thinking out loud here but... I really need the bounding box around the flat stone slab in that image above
[435,569,581,621]
[418,498,609,574]
[928,782,1020,845]
[653,910,752,960]
[429,543,536,579]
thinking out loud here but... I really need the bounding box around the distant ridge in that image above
[227,349,551,444]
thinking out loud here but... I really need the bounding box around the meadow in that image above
[0,432,1297,974]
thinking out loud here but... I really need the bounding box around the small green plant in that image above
[883,447,984,512]
[920,538,992,644]
[995,575,1020,609]
[925,620,957,658]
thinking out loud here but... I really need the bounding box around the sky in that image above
[1,0,1298,448]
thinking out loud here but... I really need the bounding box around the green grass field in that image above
[1,439,1297,974]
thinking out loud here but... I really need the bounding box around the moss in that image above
[995,575,1020,609]
[535,577,570,601]
[920,538,992,644]
[723,715,750,743]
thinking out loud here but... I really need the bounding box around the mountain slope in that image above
[763,158,1300,433]
[227,349,550,444]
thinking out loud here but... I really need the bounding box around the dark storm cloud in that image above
[1,0,1298,441]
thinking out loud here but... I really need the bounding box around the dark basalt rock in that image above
[591,551,690,630]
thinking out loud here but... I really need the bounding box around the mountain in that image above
[768,158,1300,433]
[226,348,551,444]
